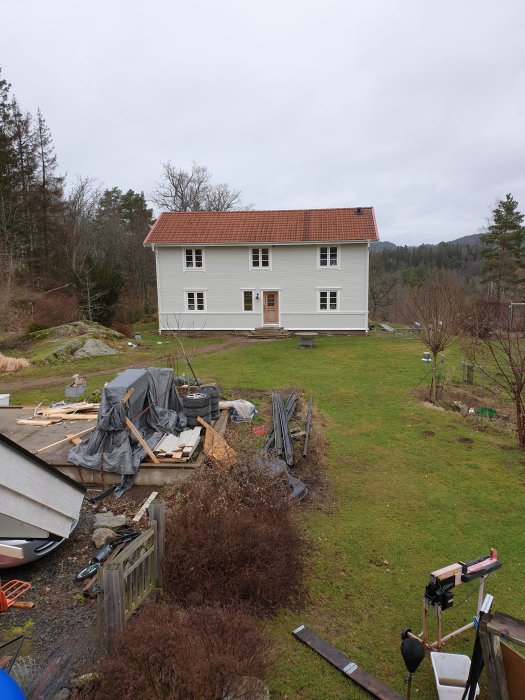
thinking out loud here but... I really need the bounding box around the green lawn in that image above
[189,335,524,699]
[6,334,524,697]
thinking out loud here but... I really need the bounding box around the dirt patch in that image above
[422,429,435,436]
[457,436,474,445]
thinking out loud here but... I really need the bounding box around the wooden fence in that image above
[97,499,165,650]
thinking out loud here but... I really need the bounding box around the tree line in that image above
[369,193,525,320]
[0,67,244,330]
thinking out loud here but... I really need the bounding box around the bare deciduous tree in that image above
[404,271,467,403]
[152,161,242,212]
[466,326,525,449]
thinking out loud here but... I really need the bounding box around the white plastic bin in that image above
[430,652,479,700]
[0,394,10,407]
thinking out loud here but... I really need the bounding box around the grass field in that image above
[188,335,524,699]
[4,333,524,698]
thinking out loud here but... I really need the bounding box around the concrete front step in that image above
[248,327,292,338]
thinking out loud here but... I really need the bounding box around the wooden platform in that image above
[0,408,229,486]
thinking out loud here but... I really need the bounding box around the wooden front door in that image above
[263,291,279,325]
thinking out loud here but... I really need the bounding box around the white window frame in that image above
[185,289,207,312]
[318,288,340,312]
[183,247,205,271]
[249,247,272,270]
[317,245,340,269]
[242,289,255,312]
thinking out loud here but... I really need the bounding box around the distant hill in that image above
[447,233,482,247]
[370,240,397,251]
[372,233,482,250]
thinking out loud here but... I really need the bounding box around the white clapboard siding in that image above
[154,242,369,331]
[0,513,50,538]
[0,438,85,538]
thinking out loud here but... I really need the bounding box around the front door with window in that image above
[263,291,279,325]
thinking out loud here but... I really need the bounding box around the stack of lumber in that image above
[153,427,201,461]
[17,402,100,426]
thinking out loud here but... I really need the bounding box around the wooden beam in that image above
[124,417,159,464]
[488,612,525,647]
[480,616,510,700]
[34,426,95,453]
[292,625,405,700]
[132,491,159,522]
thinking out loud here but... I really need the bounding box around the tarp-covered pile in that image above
[68,368,186,492]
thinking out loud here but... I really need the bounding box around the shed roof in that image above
[143,207,379,246]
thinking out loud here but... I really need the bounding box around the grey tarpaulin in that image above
[68,368,187,494]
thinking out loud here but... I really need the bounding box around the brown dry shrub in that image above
[85,603,271,700]
[0,353,30,373]
[164,467,304,611]
[110,321,132,338]
[32,290,79,327]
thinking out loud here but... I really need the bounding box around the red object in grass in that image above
[251,425,266,436]
[0,580,31,612]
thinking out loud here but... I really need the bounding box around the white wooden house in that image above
[144,207,379,333]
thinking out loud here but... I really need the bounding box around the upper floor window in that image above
[250,247,270,269]
[185,290,206,312]
[184,248,204,269]
[319,245,339,268]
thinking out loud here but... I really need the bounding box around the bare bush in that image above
[85,603,271,700]
[32,290,79,327]
[0,353,30,373]
[164,468,304,611]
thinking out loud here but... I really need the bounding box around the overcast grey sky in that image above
[3,0,525,245]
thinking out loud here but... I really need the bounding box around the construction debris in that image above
[16,402,100,427]
[197,416,237,467]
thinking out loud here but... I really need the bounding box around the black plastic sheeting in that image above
[68,368,187,494]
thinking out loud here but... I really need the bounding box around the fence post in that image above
[102,564,125,651]
[149,499,166,589]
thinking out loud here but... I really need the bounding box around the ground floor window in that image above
[319,289,339,311]
[185,290,206,311]
[243,290,254,311]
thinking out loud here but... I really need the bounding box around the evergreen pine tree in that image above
[481,194,525,300]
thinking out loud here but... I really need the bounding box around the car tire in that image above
[182,393,210,410]
[187,414,211,428]
[183,407,212,418]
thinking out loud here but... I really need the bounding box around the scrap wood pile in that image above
[16,402,100,426]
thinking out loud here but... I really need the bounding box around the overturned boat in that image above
[0,432,85,568]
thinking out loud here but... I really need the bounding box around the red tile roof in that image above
[143,207,379,246]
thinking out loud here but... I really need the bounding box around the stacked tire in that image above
[201,384,221,421]
[182,392,211,427]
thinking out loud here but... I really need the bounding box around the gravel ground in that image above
[0,485,157,699]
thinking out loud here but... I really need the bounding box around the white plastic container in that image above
[0,394,10,407]
[430,652,479,700]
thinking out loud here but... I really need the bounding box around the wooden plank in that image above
[292,625,405,700]
[47,413,98,421]
[101,564,126,651]
[149,500,165,589]
[501,642,525,700]
[480,616,510,700]
[124,417,159,464]
[488,612,525,647]
[132,491,159,522]
[34,426,95,453]
[17,419,60,426]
